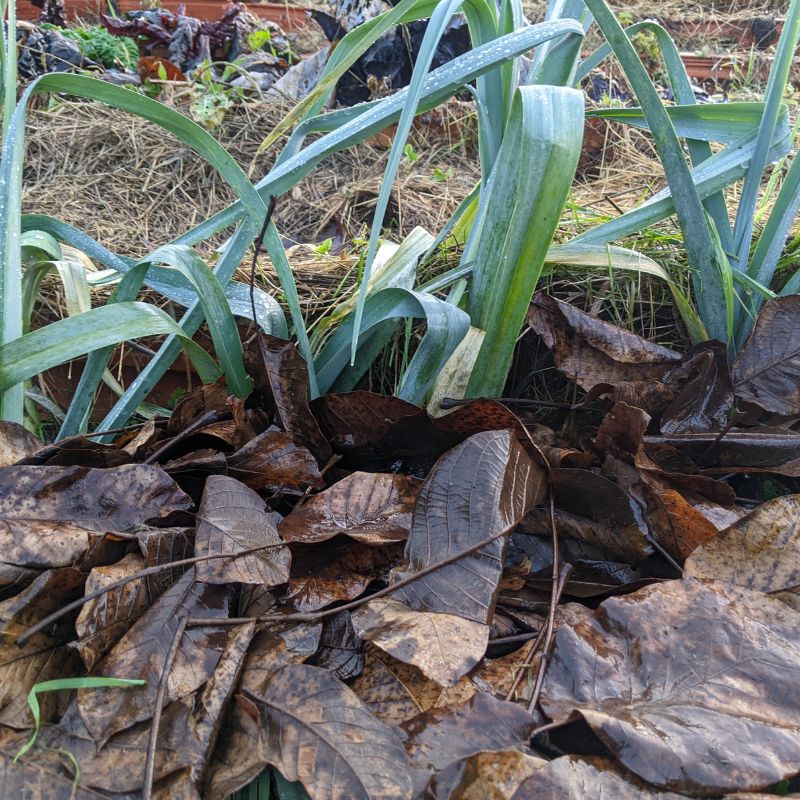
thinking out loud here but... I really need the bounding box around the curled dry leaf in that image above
[660,342,734,434]
[349,644,443,725]
[166,379,231,436]
[685,495,800,609]
[279,471,420,545]
[400,692,536,797]
[0,569,86,727]
[283,539,404,613]
[240,663,413,800]
[0,464,191,591]
[227,430,324,491]
[195,475,291,586]
[74,552,152,671]
[393,430,546,625]
[78,568,229,744]
[527,293,681,390]
[427,749,547,800]
[245,335,332,465]
[351,597,489,687]
[0,421,41,466]
[540,578,800,795]
[510,756,690,799]
[732,296,800,415]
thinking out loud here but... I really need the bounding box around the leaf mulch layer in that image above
[4,292,800,798]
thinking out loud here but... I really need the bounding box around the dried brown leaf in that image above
[393,430,546,625]
[510,756,689,799]
[0,569,85,727]
[309,611,364,680]
[195,475,291,586]
[74,553,152,671]
[527,293,681,390]
[732,296,800,415]
[401,692,535,796]
[279,472,420,545]
[685,495,800,609]
[427,749,546,800]
[351,597,489,687]
[349,644,443,725]
[240,663,413,799]
[0,421,41,466]
[137,526,195,597]
[540,578,800,794]
[77,568,229,744]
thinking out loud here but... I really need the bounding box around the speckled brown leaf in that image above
[351,598,489,687]
[240,663,413,799]
[227,430,324,490]
[283,539,404,613]
[0,421,40,466]
[349,644,443,725]
[0,569,85,727]
[78,568,229,744]
[393,430,546,625]
[195,475,291,586]
[527,293,681,390]
[401,692,536,796]
[540,578,800,794]
[279,472,420,545]
[510,756,690,799]
[138,526,195,597]
[74,553,152,671]
[732,296,800,415]
[246,335,331,465]
[0,464,191,592]
[685,495,800,610]
[427,749,546,800]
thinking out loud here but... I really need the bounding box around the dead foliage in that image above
[4,295,800,798]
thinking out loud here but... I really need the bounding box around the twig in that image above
[530,718,568,739]
[16,544,283,648]
[527,562,573,714]
[644,532,684,575]
[142,616,187,800]
[250,195,277,357]
[186,525,520,628]
[694,410,744,468]
[143,409,220,464]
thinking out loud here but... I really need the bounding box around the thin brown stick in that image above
[142,616,187,800]
[527,563,572,714]
[187,525,520,629]
[503,624,549,703]
[15,544,281,647]
[143,409,220,465]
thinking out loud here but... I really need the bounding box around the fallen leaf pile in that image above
[2,295,800,799]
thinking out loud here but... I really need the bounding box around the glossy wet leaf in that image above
[279,472,420,545]
[685,495,800,609]
[393,430,546,625]
[74,553,152,671]
[401,692,536,796]
[732,296,800,415]
[0,569,85,727]
[227,430,324,491]
[195,475,291,586]
[352,598,489,687]
[77,568,229,744]
[527,293,681,390]
[540,579,800,794]
[240,663,413,800]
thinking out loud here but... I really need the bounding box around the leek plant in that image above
[3,0,798,437]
